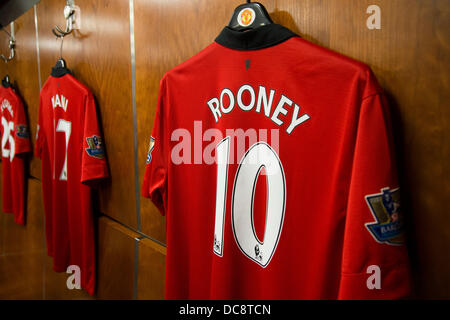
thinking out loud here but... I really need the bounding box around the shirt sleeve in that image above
[338,70,412,299]
[142,76,169,215]
[13,95,31,155]
[80,92,109,183]
[34,95,44,159]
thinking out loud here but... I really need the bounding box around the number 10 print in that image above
[213,137,286,268]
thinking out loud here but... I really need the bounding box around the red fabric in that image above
[0,86,31,225]
[142,37,411,299]
[36,74,108,296]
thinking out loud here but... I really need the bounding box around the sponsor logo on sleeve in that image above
[365,187,405,245]
[16,124,29,138]
[85,135,105,159]
[146,136,155,164]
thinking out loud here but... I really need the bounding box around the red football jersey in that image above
[0,85,31,225]
[35,69,108,295]
[142,24,411,299]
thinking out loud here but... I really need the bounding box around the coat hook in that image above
[1,22,15,63]
[52,0,76,37]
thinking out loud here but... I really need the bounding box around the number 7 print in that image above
[56,119,72,181]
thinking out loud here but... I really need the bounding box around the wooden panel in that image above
[0,168,44,300]
[269,0,331,46]
[35,0,137,228]
[0,17,11,77]
[0,252,44,299]
[0,179,45,299]
[2,178,44,254]
[325,0,450,299]
[96,216,138,299]
[136,238,165,300]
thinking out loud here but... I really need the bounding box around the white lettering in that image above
[52,94,68,112]
[271,95,292,126]
[220,88,235,114]
[179,304,214,317]
[207,97,221,122]
[286,104,310,134]
[0,99,14,117]
[256,85,275,117]
[207,85,310,135]
[237,84,255,111]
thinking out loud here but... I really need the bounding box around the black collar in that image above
[1,79,12,88]
[215,23,298,50]
[51,66,71,77]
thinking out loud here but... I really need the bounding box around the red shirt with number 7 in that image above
[35,71,108,295]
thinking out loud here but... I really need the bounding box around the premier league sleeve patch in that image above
[365,187,405,245]
[85,135,105,159]
[15,124,29,138]
[146,136,155,164]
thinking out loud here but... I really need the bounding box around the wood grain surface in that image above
[36,0,137,228]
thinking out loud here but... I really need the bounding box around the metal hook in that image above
[52,1,76,37]
[1,22,15,63]
[59,35,64,59]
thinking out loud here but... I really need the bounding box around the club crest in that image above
[85,135,105,159]
[365,187,405,245]
[146,136,155,164]
[237,8,256,27]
